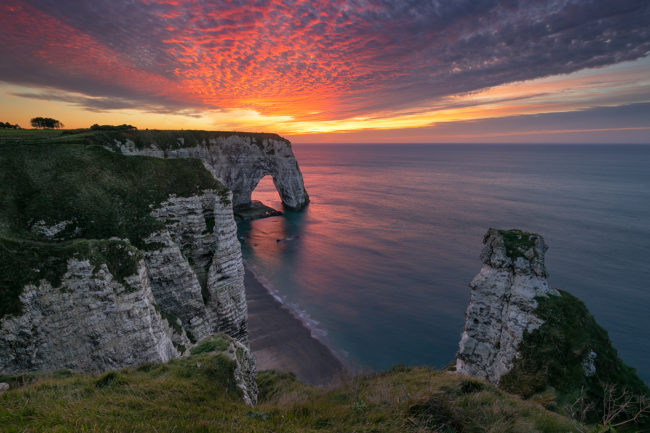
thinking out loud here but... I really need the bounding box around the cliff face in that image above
[116,132,309,211]
[0,190,249,370]
[0,258,180,373]
[456,228,553,383]
[0,135,260,404]
[145,192,247,344]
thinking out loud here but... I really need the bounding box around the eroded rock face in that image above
[456,228,554,383]
[226,337,258,406]
[118,134,309,210]
[145,190,247,344]
[0,190,248,374]
[0,137,261,404]
[0,258,181,373]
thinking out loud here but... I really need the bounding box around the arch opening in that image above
[234,175,283,221]
[251,175,283,210]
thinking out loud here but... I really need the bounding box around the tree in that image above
[0,121,20,129]
[30,117,63,129]
[89,124,137,131]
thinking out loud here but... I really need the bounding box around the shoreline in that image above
[244,265,349,386]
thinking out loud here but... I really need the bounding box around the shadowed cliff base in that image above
[244,267,348,386]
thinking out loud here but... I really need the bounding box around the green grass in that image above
[500,290,650,429]
[0,129,65,139]
[190,335,231,355]
[0,140,224,243]
[0,358,584,433]
[81,128,289,151]
[498,228,539,261]
[0,132,229,319]
[0,128,288,146]
[158,310,185,337]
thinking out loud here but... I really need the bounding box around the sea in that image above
[237,143,650,384]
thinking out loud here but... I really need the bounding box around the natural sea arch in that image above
[251,175,283,210]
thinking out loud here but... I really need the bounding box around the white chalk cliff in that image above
[456,228,555,383]
[0,131,312,405]
[145,191,248,344]
[117,133,309,210]
[0,257,180,373]
[0,191,251,378]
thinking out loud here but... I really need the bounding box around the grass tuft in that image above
[95,372,124,388]
[190,336,230,355]
[498,228,538,260]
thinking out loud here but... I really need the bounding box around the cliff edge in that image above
[111,130,309,211]
[0,130,301,404]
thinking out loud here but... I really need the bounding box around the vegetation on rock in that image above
[500,290,650,430]
[0,131,229,319]
[190,336,231,355]
[81,128,289,152]
[498,228,539,260]
[89,123,137,131]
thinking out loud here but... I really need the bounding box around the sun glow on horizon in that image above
[2,55,650,143]
[1,0,649,143]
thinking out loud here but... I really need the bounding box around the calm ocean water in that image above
[239,143,650,383]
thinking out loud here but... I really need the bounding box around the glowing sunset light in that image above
[0,0,649,142]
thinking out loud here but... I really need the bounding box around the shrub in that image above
[30,117,63,129]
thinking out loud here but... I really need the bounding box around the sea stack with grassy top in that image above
[457,228,649,426]
[456,228,553,383]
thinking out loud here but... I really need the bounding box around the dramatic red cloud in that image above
[0,0,195,105]
[149,0,407,118]
[1,0,648,137]
[2,0,424,119]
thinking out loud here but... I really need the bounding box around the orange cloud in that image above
[1,0,649,141]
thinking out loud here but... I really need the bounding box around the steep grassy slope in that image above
[0,132,228,319]
[500,290,650,428]
[0,358,581,433]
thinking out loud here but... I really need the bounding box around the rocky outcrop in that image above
[0,258,181,373]
[117,132,309,210]
[189,334,258,406]
[456,228,554,383]
[0,135,265,404]
[225,337,258,406]
[0,190,248,374]
[145,190,247,344]
[456,229,650,428]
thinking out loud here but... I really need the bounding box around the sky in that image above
[0,0,649,143]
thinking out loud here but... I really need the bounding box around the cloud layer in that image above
[1,0,649,121]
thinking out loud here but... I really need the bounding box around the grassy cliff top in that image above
[0,128,290,150]
[497,228,540,261]
[0,359,581,433]
[0,132,229,319]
